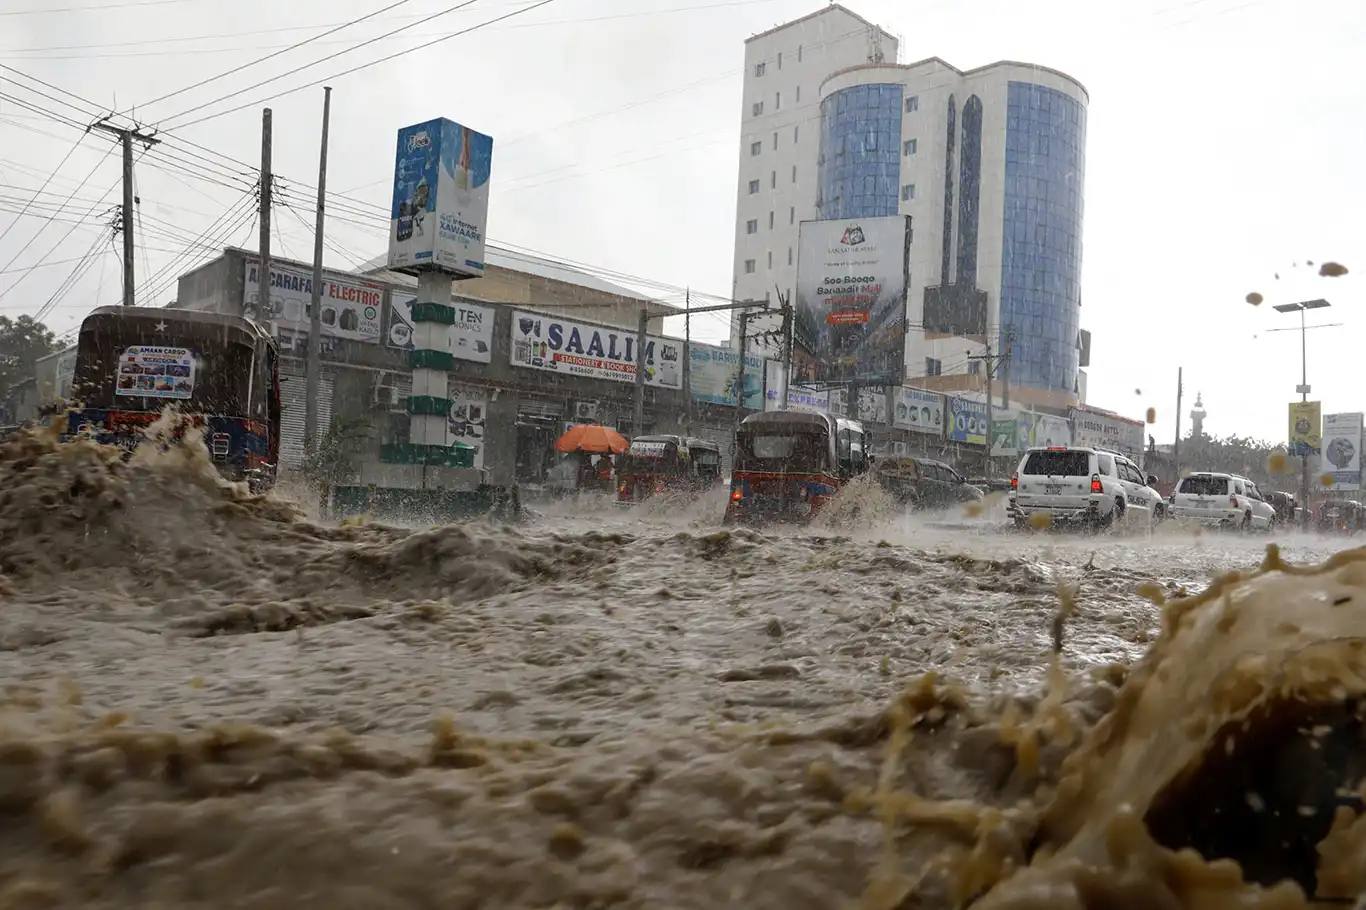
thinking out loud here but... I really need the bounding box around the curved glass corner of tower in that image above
[816,83,903,220]
[1001,81,1087,395]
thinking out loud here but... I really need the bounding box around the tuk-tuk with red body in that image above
[65,306,282,491]
[616,435,722,504]
[724,410,868,525]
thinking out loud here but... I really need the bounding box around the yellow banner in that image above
[1289,401,1322,455]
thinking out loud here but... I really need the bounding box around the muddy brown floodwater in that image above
[1,425,1364,909]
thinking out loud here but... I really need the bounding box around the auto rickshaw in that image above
[615,435,721,504]
[1316,499,1366,535]
[65,306,282,491]
[724,410,868,525]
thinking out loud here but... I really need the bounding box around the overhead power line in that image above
[166,0,560,129]
[133,0,421,114]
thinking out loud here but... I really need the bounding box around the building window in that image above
[748,179,760,194]
[787,247,793,266]
[905,95,919,113]
[764,290,771,305]
[926,357,942,376]
[746,219,758,234]
[752,101,764,117]
[791,164,796,183]
[968,361,982,375]
[789,206,794,224]
[767,250,773,269]
[772,132,778,150]
[755,62,766,77]
[797,44,802,62]
[901,183,915,201]
[770,171,776,189]
[795,86,801,103]
[768,211,774,229]
[775,91,781,111]
[777,52,782,69]
[903,138,917,155]
[744,259,756,274]
[793,125,799,143]
[750,141,761,156]
[816,82,903,220]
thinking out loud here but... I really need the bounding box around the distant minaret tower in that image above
[1190,392,1207,439]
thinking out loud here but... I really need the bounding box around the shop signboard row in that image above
[508,310,683,389]
[244,259,384,345]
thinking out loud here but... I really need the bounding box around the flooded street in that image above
[0,432,1360,908]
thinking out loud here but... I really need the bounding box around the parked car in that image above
[1169,471,1277,531]
[873,455,984,510]
[1008,446,1165,530]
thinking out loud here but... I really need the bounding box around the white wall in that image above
[730,6,897,351]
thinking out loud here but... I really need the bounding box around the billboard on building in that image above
[243,259,382,344]
[388,292,493,363]
[687,343,768,408]
[388,118,493,278]
[891,387,943,435]
[857,387,888,425]
[1321,412,1362,491]
[948,396,988,445]
[1070,406,1145,462]
[1017,411,1071,449]
[447,386,487,471]
[1289,401,1322,457]
[763,368,829,414]
[794,215,910,386]
[509,310,682,389]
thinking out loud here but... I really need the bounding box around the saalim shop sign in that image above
[508,310,683,389]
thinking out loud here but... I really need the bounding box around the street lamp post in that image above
[1273,298,1331,528]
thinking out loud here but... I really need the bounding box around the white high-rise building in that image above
[729,4,898,350]
[730,6,1089,411]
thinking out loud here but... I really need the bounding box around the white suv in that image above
[1008,446,1165,530]
[1170,472,1277,531]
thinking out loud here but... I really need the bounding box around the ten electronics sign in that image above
[794,215,911,386]
[510,311,682,389]
[388,118,493,278]
[388,292,493,363]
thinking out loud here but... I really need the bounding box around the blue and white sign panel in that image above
[389,118,493,278]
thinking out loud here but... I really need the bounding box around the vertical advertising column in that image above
[386,117,494,470]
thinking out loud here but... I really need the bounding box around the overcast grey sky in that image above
[0,0,1361,443]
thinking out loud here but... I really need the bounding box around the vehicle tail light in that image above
[1090,474,1102,494]
[1010,473,1018,490]
[1229,494,1238,508]
[731,488,742,501]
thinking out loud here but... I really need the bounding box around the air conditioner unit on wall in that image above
[575,400,599,421]
[373,373,409,413]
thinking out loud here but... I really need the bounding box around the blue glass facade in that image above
[816,83,903,219]
[1000,81,1086,393]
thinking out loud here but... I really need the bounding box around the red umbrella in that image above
[555,424,629,454]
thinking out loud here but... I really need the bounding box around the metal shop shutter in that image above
[279,358,335,470]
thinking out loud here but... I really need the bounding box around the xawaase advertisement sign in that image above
[509,310,682,389]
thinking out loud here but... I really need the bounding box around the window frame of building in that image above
[791,164,796,183]
[767,250,773,269]
[787,247,793,266]
[777,52,783,69]
[797,44,802,62]
[772,132,778,150]
[768,211,774,229]
[770,170,776,189]
[744,259,756,274]
[967,361,981,375]
[793,125,799,143]
[775,91,781,111]
[755,62,766,77]
[903,138,917,156]
[926,357,941,376]
[752,101,764,117]
[750,141,762,156]
[746,219,758,234]
[748,179,760,195]
[905,95,919,113]
[789,206,794,224]
[901,183,915,201]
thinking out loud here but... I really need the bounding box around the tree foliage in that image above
[1180,431,1293,490]
[300,416,372,491]
[0,314,57,401]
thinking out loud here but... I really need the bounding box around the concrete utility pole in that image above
[304,88,332,450]
[1173,366,1183,481]
[89,117,159,306]
[775,286,794,410]
[683,290,692,432]
[967,338,1012,475]
[255,108,273,322]
[632,304,649,434]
